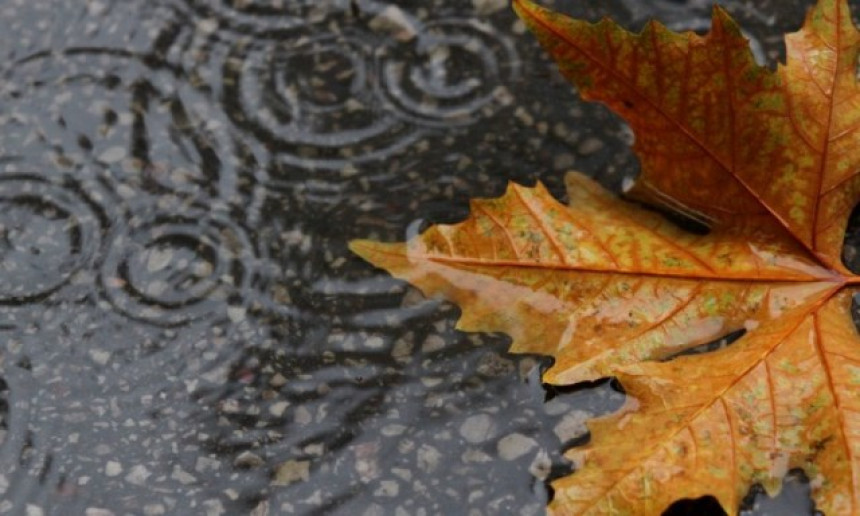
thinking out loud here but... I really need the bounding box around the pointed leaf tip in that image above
[349,239,408,270]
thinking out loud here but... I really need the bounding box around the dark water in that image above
[0,0,833,514]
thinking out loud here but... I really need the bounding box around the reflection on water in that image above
[0,0,818,514]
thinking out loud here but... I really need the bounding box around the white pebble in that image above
[459,414,495,444]
[227,306,247,323]
[105,461,122,477]
[496,433,537,461]
[365,336,385,350]
[124,465,150,485]
[472,0,507,15]
[268,401,289,417]
[98,146,127,164]
[374,480,399,497]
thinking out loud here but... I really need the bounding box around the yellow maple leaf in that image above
[351,0,860,514]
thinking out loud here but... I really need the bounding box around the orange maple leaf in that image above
[350,0,860,514]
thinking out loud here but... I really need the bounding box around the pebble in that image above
[421,376,443,387]
[105,461,123,477]
[171,466,197,485]
[391,339,413,362]
[196,18,218,35]
[365,335,385,350]
[553,152,576,170]
[272,460,310,486]
[528,449,552,480]
[554,410,590,442]
[98,146,127,163]
[368,5,417,41]
[234,451,265,469]
[268,401,289,417]
[381,424,407,436]
[462,449,492,463]
[203,500,225,516]
[416,444,441,473]
[85,509,115,516]
[374,480,400,497]
[421,335,446,353]
[459,414,495,444]
[294,406,312,425]
[250,501,269,516]
[146,249,172,272]
[89,349,111,366]
[86,0,108,16]
[227,306,247,323]
[391,468,412,481]
[124,465,151,486]
[269,373,288,387]
[577,137,605,155]
[844,243,857,266]
[195,457,220,473]
[472,0,508,14]
[543,398,570,416]
[143,505,166,516]
[497,433,537,461]
[304,443,325,456]
[476,352,515,377]
[364,504,385,516]
[355,445,380,482]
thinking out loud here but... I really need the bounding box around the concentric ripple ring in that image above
[100,204,260,327]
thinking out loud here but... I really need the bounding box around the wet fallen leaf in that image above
[351,0,860,514]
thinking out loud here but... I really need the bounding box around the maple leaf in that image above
[350,0,860,514]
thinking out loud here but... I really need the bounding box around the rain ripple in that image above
[0,174,107,305]
[182,0,346,35]
[222,29,423,170]
[161,1,521,201]
[99,200,266,327]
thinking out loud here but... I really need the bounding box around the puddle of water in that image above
[0,0,827,514]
